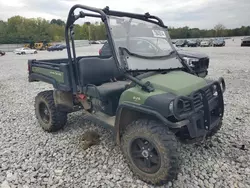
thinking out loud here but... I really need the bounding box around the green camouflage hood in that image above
[142,70,207,96]
[119,70,207,105]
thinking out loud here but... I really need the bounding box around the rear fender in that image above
[53,90,74,112]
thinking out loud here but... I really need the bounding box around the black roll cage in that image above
[65,4,194,94]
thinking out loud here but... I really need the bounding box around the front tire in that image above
[206,119,222,138]
[35,90,68,132]
[121,119,180,186]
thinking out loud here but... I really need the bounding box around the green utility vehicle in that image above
[28,4,226,186]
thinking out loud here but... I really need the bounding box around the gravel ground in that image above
[0,37,250,188]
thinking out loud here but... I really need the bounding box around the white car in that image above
[13,48,38,55]
[200,40,213,47]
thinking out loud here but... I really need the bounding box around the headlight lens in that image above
[212,85,218,96]
[169,100,174,113]
[182,57,199,67]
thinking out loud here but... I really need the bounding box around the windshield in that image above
[107,16,183,71]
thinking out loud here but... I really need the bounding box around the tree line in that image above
[0,15,249,44]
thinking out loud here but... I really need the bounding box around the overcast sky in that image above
[0,0,249,29]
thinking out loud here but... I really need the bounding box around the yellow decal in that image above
[50,71,62,76]
[133,96,141,102]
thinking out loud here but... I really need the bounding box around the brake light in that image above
[99,49,101,55]
[77,94,87,100]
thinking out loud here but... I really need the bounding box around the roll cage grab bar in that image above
[65,4,194,94]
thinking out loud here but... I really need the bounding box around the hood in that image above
[142,70,207,96]
[177,49,208,58]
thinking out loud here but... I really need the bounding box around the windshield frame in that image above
[64,4,194,94]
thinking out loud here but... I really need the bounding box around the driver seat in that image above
[78,56,129,100]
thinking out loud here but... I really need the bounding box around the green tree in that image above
[214,23,226,37]
[50,19,65,26]
[1,15,250,44]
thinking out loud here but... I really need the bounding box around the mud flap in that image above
[53,90,74,112]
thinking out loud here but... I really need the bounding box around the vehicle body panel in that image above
[241,36,250,46]
[14,48,37,54]
[142,71,207,96]
[213,38,225,46]
[47,44,66,51]
[0,50,5,56]
[119,71,207,105]
[32,67,64,83]
[200,40,211,47]
[119,86,166,105]
[175,39,188,47]
[28,58,71,91]
[187,40,198,47]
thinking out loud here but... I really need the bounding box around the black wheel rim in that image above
[130,138,161,174]
[39,102,50,124]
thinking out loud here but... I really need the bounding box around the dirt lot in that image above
[0,37,250,188]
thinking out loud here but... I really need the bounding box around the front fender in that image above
[114,102,178,145]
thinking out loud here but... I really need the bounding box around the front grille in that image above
[193,88,213,107]
[183,100,192,112]
[180,86,215,113]
[204,87,214,100]
[193,93,202,108]
[243,41,250,44]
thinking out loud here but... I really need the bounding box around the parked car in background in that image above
[187,39,198,47]
[213,38,225,47]
[89,40,102,44]
[171,39,177,44]
[47,44,66,51]
[241,36,250,46]
[196,39,202,46]
[99,38,210,78]
[200,39,213,47]
[175,39,188,47]
[59,44,67,49]
[13,48,37,55]
[99,40,107,44]
[0,50,5,56]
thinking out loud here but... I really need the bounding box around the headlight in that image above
[169,100,174,113]
[182,57,199,67]
[169,99,189,116]
[212,85,218,96]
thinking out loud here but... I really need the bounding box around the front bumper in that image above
[241,42,250,46]
[172,77,226,138]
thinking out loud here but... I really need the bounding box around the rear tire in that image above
[35,90,68,132]
[121,119,180,186]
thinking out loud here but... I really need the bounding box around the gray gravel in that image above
[0,37,250,188]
